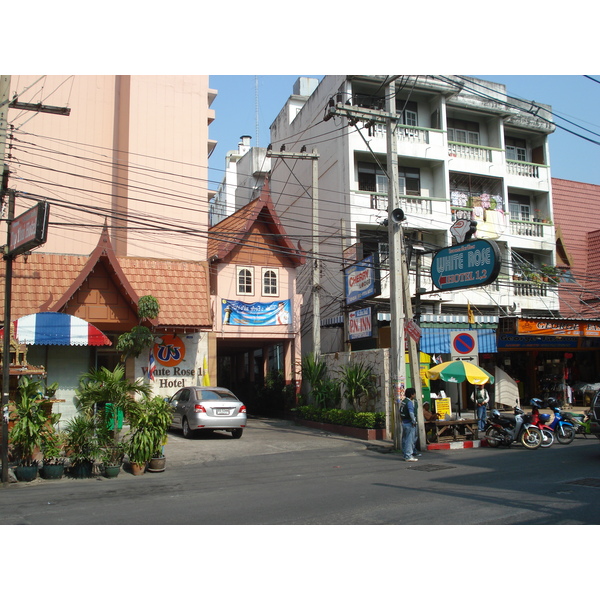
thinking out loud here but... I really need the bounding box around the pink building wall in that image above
[4,75,211,260]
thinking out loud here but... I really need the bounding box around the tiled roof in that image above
[208,180,305,266]
[0,231,211,329]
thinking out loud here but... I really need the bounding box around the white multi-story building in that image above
[268,75,558,361]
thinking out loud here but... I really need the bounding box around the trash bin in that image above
[105,403,124,431]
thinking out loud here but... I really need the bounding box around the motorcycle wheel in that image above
[519,427,543,449]
[485,427,502,447]
[556,424,576,445]
[540,429,555,448]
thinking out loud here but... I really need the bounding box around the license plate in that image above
[215,409,230,416]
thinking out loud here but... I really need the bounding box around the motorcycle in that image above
[546,398,575,444]
[529,398,555,447]
[561,410,592,438]
[485,406,544,449]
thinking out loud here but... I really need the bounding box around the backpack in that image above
[400,399,411,420]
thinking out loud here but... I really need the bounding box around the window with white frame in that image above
[262,268,279,296]
[237,266,254,295]
[506,136,527,162]
[509,194,531,221]
[447,117,480,145]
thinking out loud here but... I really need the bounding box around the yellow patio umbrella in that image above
[426,360,494,417]
[426,360,494,385]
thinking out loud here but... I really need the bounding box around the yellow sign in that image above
[435,398,451,419]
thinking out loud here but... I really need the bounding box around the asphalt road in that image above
[2,416,600,525]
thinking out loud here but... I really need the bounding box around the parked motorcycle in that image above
[545,398,576,444]
[561,410,592,437]
[529,398,555,447]
[485,406,543,449]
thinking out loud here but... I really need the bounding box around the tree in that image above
[115,295,160,362]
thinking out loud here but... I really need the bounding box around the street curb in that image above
[427,439,484,450]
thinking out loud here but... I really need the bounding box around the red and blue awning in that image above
[1,312,112,346]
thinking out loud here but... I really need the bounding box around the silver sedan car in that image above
[168,386,247,439]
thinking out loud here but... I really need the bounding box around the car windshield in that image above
[196,390,238,401]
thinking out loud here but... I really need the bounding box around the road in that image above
[2,417,600,525]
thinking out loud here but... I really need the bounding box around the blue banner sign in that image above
[344,254,381,305]
[222,299,291,326]
[431,239,501,291]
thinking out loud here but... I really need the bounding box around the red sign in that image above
[405,320,422,343]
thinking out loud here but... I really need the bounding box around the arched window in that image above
[237,267,253,295]
[263,268,278,296]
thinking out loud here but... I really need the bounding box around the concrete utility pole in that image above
[1,84,70,485]
[267,147,321,356]
[324,81,425,451]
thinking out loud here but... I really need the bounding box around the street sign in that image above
[405,319,422,343]
[431,238,501,292]
[450,331,478,361]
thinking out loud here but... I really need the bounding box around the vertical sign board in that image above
[8,201,50,256]
[450,331,479,362]
[348,307,372,340]
[344,254,381,305]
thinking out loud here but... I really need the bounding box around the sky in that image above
[208,74,600,191]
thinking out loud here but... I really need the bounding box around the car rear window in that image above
[198,390,238,401]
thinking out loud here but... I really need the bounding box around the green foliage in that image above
[125,396,173,463]
[294,405,385,429]
[301,353,339,408]
[64,414,101,465]
[137,295,160,320]
[75,364,152,418]
[9,377,50,466]
[338,362,377,411]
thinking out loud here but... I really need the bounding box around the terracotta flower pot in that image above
[130,462,146,476]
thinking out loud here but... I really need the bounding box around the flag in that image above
[467,301,475,325]
[148,350,156,381]
[202,355,211,386]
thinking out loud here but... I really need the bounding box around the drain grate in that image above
[568,478,600,488]
[407,464,456,472]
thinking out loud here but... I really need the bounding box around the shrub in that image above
[293,405,385,429]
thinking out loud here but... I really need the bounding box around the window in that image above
[448,117,480,145]
[263,268,279,296]
[506,136,527,162]
[398,166,421,196]
[509,195,531,221]
[237,266,254,295]
[398,100,418,126]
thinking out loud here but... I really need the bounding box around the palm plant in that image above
[125,396,173,465]
[301,353,330,407]
[338,362,377,412]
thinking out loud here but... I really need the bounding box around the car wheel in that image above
[182,419,193,439]
[231,428,243,439]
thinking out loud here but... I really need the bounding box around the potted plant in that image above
[64,414,100,478]
[95,418,126,478]
[40,430,67,480]
[126,395,172,474]
[8,376,49,481]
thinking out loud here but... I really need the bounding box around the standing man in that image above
[400,387,420,462]
[471,384,490,431]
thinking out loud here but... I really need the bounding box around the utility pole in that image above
[267,147,321,356]
[1,83,70,484]
[324,80,425,451]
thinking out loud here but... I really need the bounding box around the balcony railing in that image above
[506,160,548,179]
[369,193,433,215]
[448,142,495,162]
[513,280,555,297]
[371,123,432,144]
[509,220,546,238]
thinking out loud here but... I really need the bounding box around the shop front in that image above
[497,317,600,406]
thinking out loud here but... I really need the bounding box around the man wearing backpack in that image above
[400,387,420,462]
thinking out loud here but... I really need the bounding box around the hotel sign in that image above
[344,254,381,305]
[8,201,50,256]
[431,239,501,292]
[518,319,600,337]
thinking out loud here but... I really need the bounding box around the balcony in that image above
[369,193,433,216]
[513,279,557,297]
[506,160,548,179]
[448,142,495,162]
[509,219,548,238]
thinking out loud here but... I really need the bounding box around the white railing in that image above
[396,126,429,144]
[369,194,433,216]
[509,220,544,237]
[506,160,544,178]
[448,142,493,162]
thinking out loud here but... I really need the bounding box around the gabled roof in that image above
[0,226,211,330]
[208,179,305,266]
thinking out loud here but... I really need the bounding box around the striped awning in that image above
[1,312,112,346]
